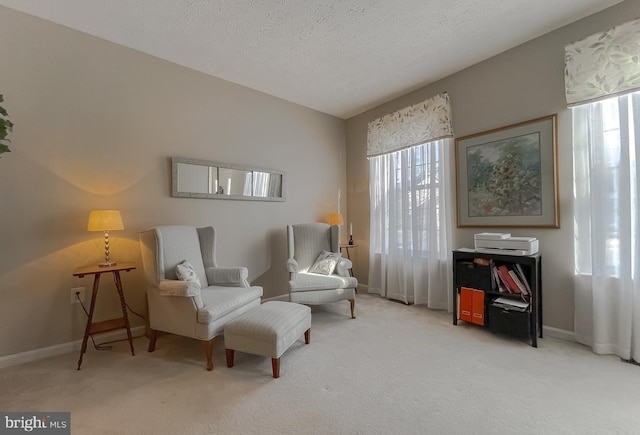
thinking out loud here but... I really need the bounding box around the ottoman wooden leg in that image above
[272,358,280,378]
[148,329,158,352]
[304,328,310,344]
[226,349,235,368]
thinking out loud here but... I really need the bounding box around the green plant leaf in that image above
[0,94,13,151]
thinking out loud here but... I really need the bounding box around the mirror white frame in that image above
[171,157,286,201]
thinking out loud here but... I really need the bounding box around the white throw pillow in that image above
[308,251,341,275]
[176,260,201,287]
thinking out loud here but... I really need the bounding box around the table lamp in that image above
[87,210,124,267]
[328,213,344,226]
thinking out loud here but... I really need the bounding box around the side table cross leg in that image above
[73,263,137,370]
[113,271,135,357]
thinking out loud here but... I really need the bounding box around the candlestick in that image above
[350,222,353,236]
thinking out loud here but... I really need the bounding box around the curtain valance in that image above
[366,92,453,157]
[565,18,640,107]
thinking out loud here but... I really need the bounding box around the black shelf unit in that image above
[452,250,542,347]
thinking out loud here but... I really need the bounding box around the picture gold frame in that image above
[455,115,559,228]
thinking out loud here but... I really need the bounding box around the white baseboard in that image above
[0,326,146,370]
[542,325,576,342]
[357,283,369,293]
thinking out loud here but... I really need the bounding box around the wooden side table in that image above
[73,262,136,369]
[339,244,358,288]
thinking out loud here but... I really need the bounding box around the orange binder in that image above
[460,287,474,323]
[471,289,485,325]
[460,287,485,326]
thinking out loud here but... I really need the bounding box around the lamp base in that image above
[98,261,117,267]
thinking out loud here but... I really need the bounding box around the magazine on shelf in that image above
[492,297,529,312]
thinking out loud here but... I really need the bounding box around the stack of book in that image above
[491,262,532,296]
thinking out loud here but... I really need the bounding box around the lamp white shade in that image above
[328,213,344,226]
[87,210,124,232]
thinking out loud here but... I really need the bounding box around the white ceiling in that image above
[0,0,623,119]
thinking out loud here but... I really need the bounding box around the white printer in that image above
[474,233,539,256]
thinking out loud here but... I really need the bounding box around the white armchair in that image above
[139,225,262,370]
[286,223,357,318]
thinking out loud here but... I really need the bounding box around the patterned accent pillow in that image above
[176,260,201,287]
[308,251,342,275]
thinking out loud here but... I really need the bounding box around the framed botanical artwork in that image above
[455,114,559,228]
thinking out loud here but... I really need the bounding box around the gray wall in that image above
[0,6,347,357]
[346,0,640,333]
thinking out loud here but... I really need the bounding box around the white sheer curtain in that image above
[368,139,452,307]
[573,91,640,362]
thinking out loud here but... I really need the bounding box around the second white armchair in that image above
[286,223,357,318]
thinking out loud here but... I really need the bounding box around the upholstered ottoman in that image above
[224,301,311,378]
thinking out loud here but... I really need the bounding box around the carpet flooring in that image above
[1,294,639,434]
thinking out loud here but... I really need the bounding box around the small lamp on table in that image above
[87,210,124,267]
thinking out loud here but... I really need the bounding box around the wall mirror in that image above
[171,157,285,201]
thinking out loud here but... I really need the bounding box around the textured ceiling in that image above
[0,0,624,118]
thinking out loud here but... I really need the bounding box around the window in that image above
[366,93,453,306]
[368,138,452,306]
[370,140,447,256]
[573,92,639,278]
[567,17,640,362]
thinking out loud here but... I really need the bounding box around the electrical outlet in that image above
[70,287,85,304]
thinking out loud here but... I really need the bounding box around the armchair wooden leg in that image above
[272,357,280,378]
[148,328,158,352]
[349,299,356,319]
[304,328,310,344]
[202,338,215,371]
